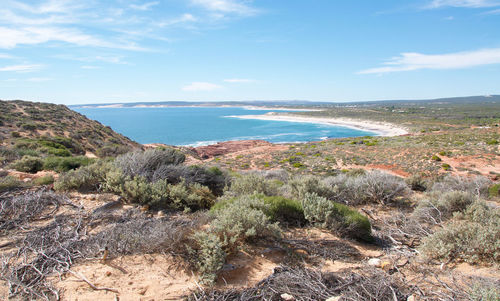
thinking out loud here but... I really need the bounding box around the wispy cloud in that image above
[81,65,100,69]
[223,78,256,83]
[427,0,500,8]
[27,77,52,82]
[0,53,15,59]
[191,0,259,16]
[182,82,223,91]
[0,64,43,72]
[156,14,197,27]
[359,48,500,74]
[130,1,159,11]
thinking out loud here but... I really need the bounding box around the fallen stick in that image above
[69,270,119,294]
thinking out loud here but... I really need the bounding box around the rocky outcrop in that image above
[190,140,274,159]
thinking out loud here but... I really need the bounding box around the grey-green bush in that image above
[9,156,44,173]
[301,193,372,241]
[226,173,282,197]
[420,202,500,264]
[431,175,492,198]
[414,191,476,224]
[191,231,226,285]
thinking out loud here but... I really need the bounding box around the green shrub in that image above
[405,174,428,192]
[442,163,451,171]
[46,147,71,157]
[0,176,24,192]
[54,161,113,192]
[212,194,305,225]
[431,155,442,161]
[10,156,44,173]
[33,175,54,186]
[489,183,500,198]
[301,193,371,241]
[191,231,226,285]
[210,195,281,246]
[43,156,94,172]
[420,202,500,264]
[21,123,37,131]
[486,139,499,145]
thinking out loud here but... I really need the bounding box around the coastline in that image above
[226,113,409,137]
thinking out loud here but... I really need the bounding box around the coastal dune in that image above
[227,113,409,137]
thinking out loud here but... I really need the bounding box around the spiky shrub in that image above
[489,183,500,198]
[431,175,492,198]
[469,281,500,301]
[301,193,372,241]
[420,202,500,264]
[414,191,476,223]
[344,171,410,205]
[114,148,185,181]
[42,156,93,172]
[9,155,44,173]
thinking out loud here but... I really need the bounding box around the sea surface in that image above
[73,106,375,146]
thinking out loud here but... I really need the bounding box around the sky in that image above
[1,0,500,104]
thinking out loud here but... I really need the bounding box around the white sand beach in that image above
[227,113,409,137]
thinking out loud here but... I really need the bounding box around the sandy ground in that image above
[227,113,409,136]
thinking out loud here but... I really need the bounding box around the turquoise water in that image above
[73,106,375,146]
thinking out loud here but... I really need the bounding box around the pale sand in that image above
[227,113,409,137]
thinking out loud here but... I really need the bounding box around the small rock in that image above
[326,297,341,301]
[367,258,382,267]
[407,295,416,301]
[138,287,148,295]
[381,261,392,270]
[105,271,112,277]
[281,293,295,301]
[157,211,165,217]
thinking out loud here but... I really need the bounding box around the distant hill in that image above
[0,100,141,157]
[70,95,500,108]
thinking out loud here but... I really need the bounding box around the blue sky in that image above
[1,0,500,104]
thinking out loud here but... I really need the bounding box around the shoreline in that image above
[226,113,409,137]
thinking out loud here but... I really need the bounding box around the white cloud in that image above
[81,65,100,69]
[0,64,43,72]
[27,77,52,82]
[156,14,197,27]
[0,53,14,59]
[130,1,159,11]
[359,48,500,74]
[223,78,255,83]
[182,82,222,91]
[191,0,258,16]
[427,0,500,8]
[0,26,146,50]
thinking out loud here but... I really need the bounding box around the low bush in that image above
[226,173,282,197]
[114,148,185,180]
[9,156,44,173]
[212,194,305,225]
[0,175,24,192]
[210,195,281,247]
[420,202,500,264]
[301,193,371,241]
[414,191,476,223]
[344,171,410,205]
[431,175,492,198]
[406,173,428,192]
[54,161,113,192]
[43,156,94,172]
[190,231,226,285]
[284,175,332,201]
[152,165,228,196]
[489,183,500,198]
[33,175,54,186]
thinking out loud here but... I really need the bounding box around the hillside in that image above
[0,100,499,301]
[0,100,141,160]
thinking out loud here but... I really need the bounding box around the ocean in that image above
[73,106,375,146]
